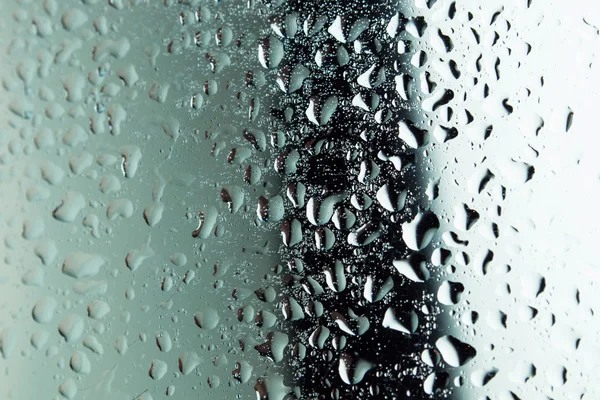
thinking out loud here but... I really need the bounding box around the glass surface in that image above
[0,0,599,399]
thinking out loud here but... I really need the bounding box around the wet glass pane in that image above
[0,0,598,399]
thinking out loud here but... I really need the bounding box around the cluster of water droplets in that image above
[1,0,599,399]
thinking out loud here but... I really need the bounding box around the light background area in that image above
[421,0,600,398]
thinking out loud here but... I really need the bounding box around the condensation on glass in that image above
[0,0,598,399]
